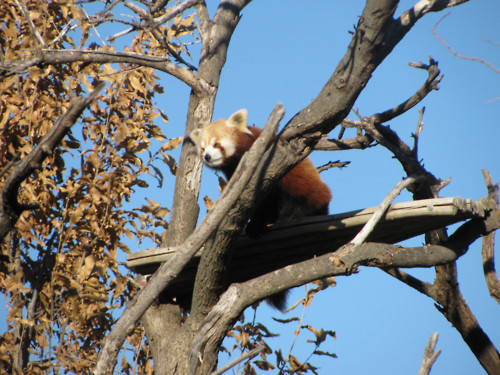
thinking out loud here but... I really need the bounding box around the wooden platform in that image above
[126,197,494,304]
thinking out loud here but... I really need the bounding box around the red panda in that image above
[189,109,332,309]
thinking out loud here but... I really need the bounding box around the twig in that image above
[481,38,500,47]
[47,19,78,47]
[107,0,202,42]
[209,346,265,375]
[432,13,500,74]
[14,0,46,50]
[349,175,425,247]
[82,6,108,47]
[152,0,203,28]
[284,286,308,365]
[418,332,441,375]
[412,107,425,160]
[317,160,350,173]
[486,97,500,104]
[106,26,135,42]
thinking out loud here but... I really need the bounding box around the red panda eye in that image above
[213,142,221,148]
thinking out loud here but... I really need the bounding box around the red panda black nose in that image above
[204,154,211,162]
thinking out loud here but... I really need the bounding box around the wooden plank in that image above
[125,196,495,307]
[127,197,487,269]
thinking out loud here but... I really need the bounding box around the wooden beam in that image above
[126,197,495,306]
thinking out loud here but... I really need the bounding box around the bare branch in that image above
[280,0,467,143]
[412,107,425,160]
[349,175,426,247]
[314,134,374,151]
[481,169,500,304]
[395,0,469,30]
[194,2,211,40]
[432,13,500,74]
[189,233,488,374]
[210,346,266,375]
[152,0,203,28]
[383,268,436,299]
[317,160,350,173]
[13,0,46,50]
[107,0,203,42]
[372,58,441,124]
[418,332,441,375]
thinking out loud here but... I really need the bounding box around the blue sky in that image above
[1,1,498,373]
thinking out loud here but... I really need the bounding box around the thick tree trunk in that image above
[142,304,194,374]
[143,2,249,374]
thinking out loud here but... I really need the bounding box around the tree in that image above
[0,0,498,374]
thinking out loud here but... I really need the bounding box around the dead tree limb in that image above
[432,13,500,74]
[418,332,441,375]
[481,169,500,304]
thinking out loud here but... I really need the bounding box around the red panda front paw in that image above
[245,220,268,238]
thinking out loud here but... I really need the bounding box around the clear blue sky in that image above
[1,1,498,374]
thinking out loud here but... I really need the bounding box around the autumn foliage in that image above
[0,0,190,372]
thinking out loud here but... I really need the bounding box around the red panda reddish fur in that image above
[190,109,332,309]
[190,109,331,233]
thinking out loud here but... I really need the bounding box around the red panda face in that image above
[197,132,237,168]
[190,109,253,170]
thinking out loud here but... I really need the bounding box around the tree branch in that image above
[209,345,265,375]
[188,234,488,374]
[0,49,209,95]
[481,169,500,304]
[94,103,284,375]
[13,0,46,50]
[152,0,203,28]
[186,195,500,373]
[314,133,374,151]
[371,58,442,124]
[0,81,105,241]
[418,332,441,375]
[432,13,500,74]
[369,100,500,373]
[163,0,251,248]
[349,175,426,246]
[383,267,436,299]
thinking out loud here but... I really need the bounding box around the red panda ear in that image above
[227,109,252,134]
[189,129,202,145]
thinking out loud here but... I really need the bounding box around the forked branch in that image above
[418,332,441,375]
